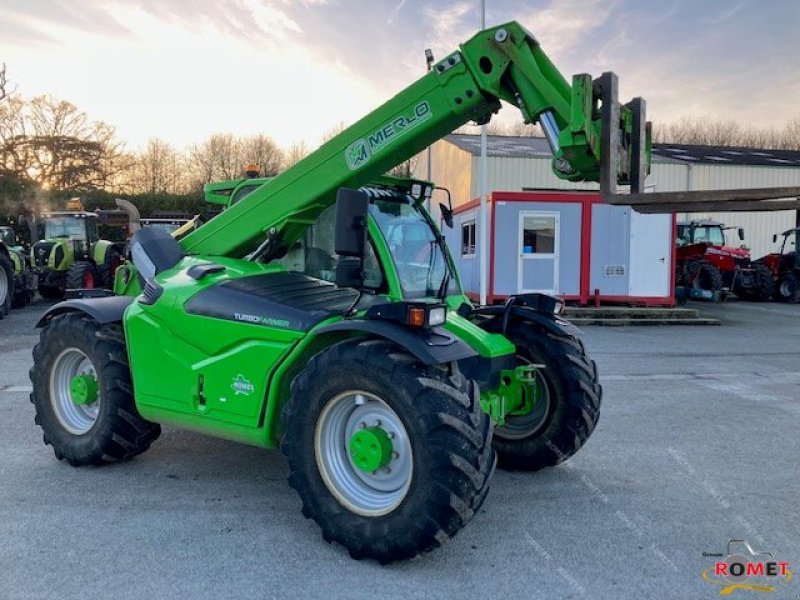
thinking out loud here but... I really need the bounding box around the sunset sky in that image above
[1,0,798,151]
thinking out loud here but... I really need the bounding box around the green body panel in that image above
[92,239,114,264]
[8,248,22,275]
[123,256,310,447]
[443,312,514,358]
[48,240,74,271]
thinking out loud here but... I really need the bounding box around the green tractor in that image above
[27,22,799,563]
[0,225,36,314]
[30,199,124,299]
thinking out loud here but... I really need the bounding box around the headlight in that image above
[366,302,447,328]
[428,306,446,326]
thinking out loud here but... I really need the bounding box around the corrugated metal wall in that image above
[417,140,799,259]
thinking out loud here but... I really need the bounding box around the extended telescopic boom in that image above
[180,21,800,257]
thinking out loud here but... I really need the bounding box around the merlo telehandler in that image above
[28,22,800,563]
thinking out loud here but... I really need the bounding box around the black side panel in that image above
[185,272,360,332]
[36,296,134,328]
[458,352,516,391]
[314,320,477,365]
[131,227,184,276]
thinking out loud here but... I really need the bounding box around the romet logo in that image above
[701,540,792,595]
[345,101,432,170]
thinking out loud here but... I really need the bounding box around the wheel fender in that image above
[313,320,477,365]
[475,305,582,338]
[511,307,582,338]
[36,296,134,328]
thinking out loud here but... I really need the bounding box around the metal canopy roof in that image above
[445,134,800,168]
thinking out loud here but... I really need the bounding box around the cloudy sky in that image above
[1,0,798,150]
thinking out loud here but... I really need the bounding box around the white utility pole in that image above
[478,0,489,305]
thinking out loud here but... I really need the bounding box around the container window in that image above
[461,220,476,256]
[521,216,555,254]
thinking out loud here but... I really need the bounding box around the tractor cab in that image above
[676,220,745,252]
[0,225,17,247]
[775,227,799,258]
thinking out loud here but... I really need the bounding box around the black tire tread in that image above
[65,261,98,291]
[774,271,800,303]
[29,312,160,466]
[281,338,495,564]
[486,320,602,471]
[0,251,13,319]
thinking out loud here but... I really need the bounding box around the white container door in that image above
[518,211,559,294]
[628,210,671,296]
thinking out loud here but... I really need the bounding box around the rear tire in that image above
[65,261,99,291]
[282,338,495,563]
[774,271,800,303]
[687,260,723,293]
[485,320,602,471]
[30,312,161,466]
[736,264,773,302]
[0,252,13,318]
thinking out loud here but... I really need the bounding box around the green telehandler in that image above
[28,22,800,563]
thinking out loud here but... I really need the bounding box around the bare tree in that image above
[0,94,124,191]
[239,134,283,177]
[285,141,309,166]
[321,122,348,144]
[129,138,186,195]
[653,115,800,150]
[0,63,10,104]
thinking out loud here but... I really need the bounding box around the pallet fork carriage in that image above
[28,21,800,563]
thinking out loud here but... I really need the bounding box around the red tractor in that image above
[676,220,772,301]
[755,227,800,303]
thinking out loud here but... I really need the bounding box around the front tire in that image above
[485,320,602,471]
[281,338,495,563]
[30,312,161,466]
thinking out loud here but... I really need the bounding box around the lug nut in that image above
[375,419,382,426]
[359,422,367,429]
[392,451,399,459]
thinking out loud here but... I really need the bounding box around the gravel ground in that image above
[0,298,797,599]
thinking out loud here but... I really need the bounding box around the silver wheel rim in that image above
[0,267,7,304]
[49,348,100,435]
[780,280,792,297]
[314,391,413,517]
[495,356,552,441]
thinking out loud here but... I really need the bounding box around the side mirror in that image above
[334,188,369,288]
[738,228,744,241]
[335,188,369,257]
[773,234,778,244]
[440,203,454,229]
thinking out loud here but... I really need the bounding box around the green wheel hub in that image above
[349,426,393,473]
[70,373,98,406]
